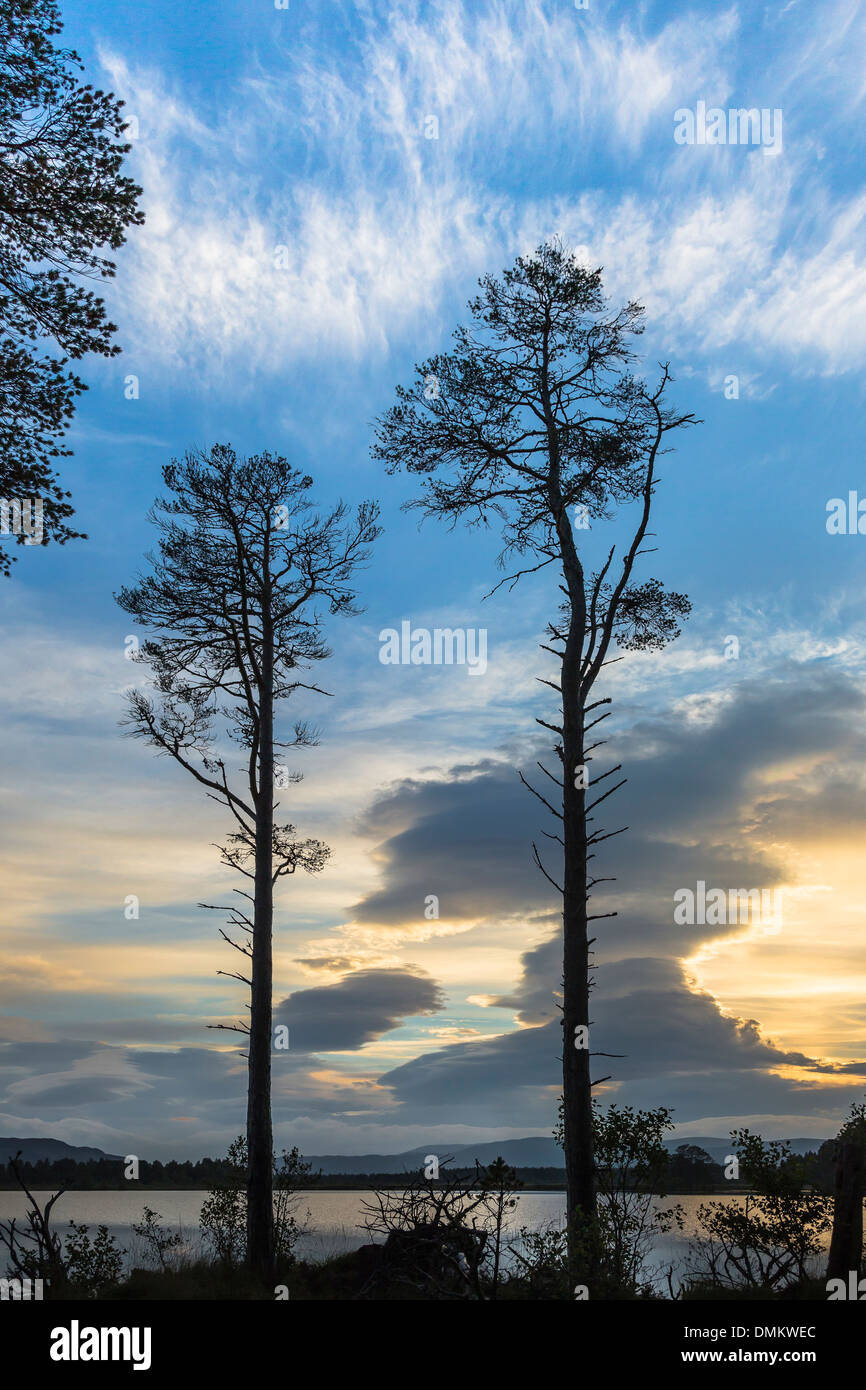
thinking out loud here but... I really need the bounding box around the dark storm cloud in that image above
[750,772,866,842]
[348,665,862,960]
[274,967,445,1052]
[0,970,447,1149]
[593,958,818,1077]
[0,1041,241,1118]
[0,1038,390,1155]
[493,934,561,1025]
[380,1019,563,1126]
[351,761,557,928]
[336,664,866,1129]
[611,663,865,836]
[378,957,866,1127]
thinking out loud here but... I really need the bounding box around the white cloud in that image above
[97,0,866,380]
[95,4,737,377]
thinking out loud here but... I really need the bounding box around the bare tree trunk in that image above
[562,638,595,1274]
[827,1141,863,1282]
[247,603,274,1280]
[542,327,596,1274]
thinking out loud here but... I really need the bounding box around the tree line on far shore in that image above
[0,1140,843,1196]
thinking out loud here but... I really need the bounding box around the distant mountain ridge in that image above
[0,1134,825,1173]
[0,1137,124,1164]
[299,1135,825,1174]
[663,1136,821,1167]
[306,1137,564,1174]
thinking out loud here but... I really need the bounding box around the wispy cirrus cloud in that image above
[97,0,866,381]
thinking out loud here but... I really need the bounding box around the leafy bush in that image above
[687,1130,832,1293]
[132,1206,184,1273]
[552,1100,683,1294]
[200,1135,314,1268]
[64,1221,124,1297]
[508,1223,570,1298]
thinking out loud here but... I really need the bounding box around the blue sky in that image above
[3,0,866,1160]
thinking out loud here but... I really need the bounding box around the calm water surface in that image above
[0,1190,831,1282]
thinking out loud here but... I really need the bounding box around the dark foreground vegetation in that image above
[103,1262,838,1303]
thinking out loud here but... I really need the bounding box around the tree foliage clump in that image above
[688,1130,832,1294]
[200,1135,316,1270]
[0,0,143,573]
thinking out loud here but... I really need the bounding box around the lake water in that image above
[0,1190,831,1285]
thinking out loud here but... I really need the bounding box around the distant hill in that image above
[303,1135,826,1175]
[0,1137,122,1164]
[664,1137,822,1166]
[0,1133,826,1175]
[302,1137,561,1174]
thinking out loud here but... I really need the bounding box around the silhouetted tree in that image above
[117,445,380,1278]
[667,1143,722,1192]
[477,1156,522,1298]
[373,240,695,1276]
[827,1101,866,1283]
[691,1130,831,1293]
[0,0,143,574]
